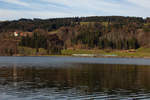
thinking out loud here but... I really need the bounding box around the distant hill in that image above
[0,16,146,32]
[0,16,150,55]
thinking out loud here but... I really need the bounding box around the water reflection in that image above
[1,64,150,99]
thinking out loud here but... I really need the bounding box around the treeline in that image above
[1,16,150,52]
[58,22,140,50]
[0,18,77,33]
[0,16,149,32]
[19,30,63,54]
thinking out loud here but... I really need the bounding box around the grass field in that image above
[17,46,150,58]
[18,47,47,56]
[62,48,150,58]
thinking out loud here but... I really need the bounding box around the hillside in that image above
[0,16,150,56]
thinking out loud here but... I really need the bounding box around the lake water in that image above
[1,56,150,100]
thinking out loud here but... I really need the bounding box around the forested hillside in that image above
[0,16,150,55]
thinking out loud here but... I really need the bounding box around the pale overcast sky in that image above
[0,0,150,20]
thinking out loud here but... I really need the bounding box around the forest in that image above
[0,16,150,55]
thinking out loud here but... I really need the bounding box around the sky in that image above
[0,0,150,21]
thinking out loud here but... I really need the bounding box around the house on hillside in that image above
[13,32,27,37]
[20,32,26,37]
[14,32,19,37]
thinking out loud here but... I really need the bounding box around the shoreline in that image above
[6,54,150,59]
[2,47,150,59]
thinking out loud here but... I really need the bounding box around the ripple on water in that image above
[0,57,150,99]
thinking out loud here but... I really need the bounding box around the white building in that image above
[14,32,19,37]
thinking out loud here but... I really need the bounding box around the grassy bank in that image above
[17,46,150,58]
[62,48,150,58]
[18,47,47,56]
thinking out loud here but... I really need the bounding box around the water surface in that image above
[0,56,150,100]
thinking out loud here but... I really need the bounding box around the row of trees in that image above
[1,16,150,33]
[98,38,139,49]
[58,22,140,49]
[1,16,150,52]
[19,31,63,54]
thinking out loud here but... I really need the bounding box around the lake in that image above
[1,56,150,100]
